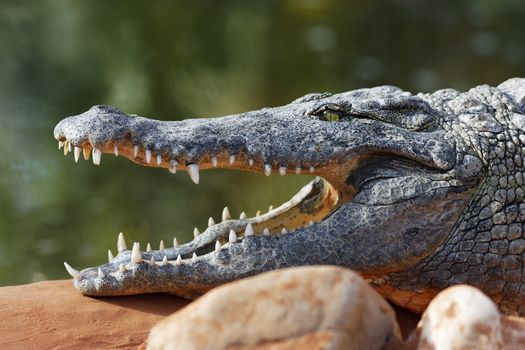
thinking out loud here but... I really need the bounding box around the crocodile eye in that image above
[321,110,342,122]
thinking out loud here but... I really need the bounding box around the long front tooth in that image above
[156,154,162,165]
[131,242,143,263]
[98,268,105,279]
[264,164,271,176]
[263,227,270,236]
[256,210,261,217]
[208,217,215,227]
[83,147,91,160]
[222,207,231,221]
[229,154,236,165]
[146,243,152,252]
[159,240,165,250]
[215,240,221,251]
[63,262,80,280]
[211,156,218,167]
[133,145,139,158]
[117,232,127,252]
[279,166,287,176]
[173,237,178,247]
[268,205,274,212]
[193,228,200,238]
[145,149,152,164]
[281,228,288,235]
[169,160,177,174]
[239,212,247,220]
[187,164,200,184]
[149,256,155,266]
[192,253,197,262]
[92,148,102,165]
[175,254,182,265]
[162,255,168,266]
[245,223,254,237]
[248,159,254,166]
[63,141,69,156]
[114,144,119,156]
[58,141,64,150]
[228,229,237,243]
[108,249,114,262]
[72,147,81,163]
[309,166,315,173]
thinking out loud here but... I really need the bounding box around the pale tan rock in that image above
[414,285,504,350]
[147,266,402,350]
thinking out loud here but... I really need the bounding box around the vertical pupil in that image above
[323,110,340,121]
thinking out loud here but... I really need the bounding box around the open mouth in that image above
[56,138,343,266]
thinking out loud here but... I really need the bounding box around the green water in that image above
[0,0,524,285]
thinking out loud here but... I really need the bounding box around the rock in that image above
[147,266,402,350]
[406,285,525,350]
[0,280,190,349]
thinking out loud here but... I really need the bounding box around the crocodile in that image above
[54,78,525,315]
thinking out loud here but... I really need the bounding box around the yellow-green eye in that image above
[321,110,342,122]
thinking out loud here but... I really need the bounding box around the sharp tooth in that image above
[175,254,182,265]
[245,223,254,237]
[263,227,270,236]
[98,268,105,279]
[119,264,126,273]
[281,228,288,235]
[256,210,261,217]
[146,243,152,252]
[228,229,237,243]
[309,166,315,173]
[117,232,127,252]
[192,252,197,262]
[117,232,128,253]
[187,164,200,184]
[222,207,231,221]
[59,141,64,150]
[268,205,274,212]
[92,148,102,165]
[63,141,69,156]
[159,240,165,250]
[239,212,247,220]
[211,156,218,167]
[309,221,314,226]
[295,167,301,174]
[63,262,80,280]
[131,242,143,263]
[149,256,155,266]
[68,142,72,152]
[215,240,221,251]
[162,255,168,266]
[248,159,254,166]
[156,154,162,165]
[173,237,178,247]
[193,228,200,238]
[74,147,82,163]
[229,154,236,165]
[145,149,152,164]
[108,249,114,262]
[264,164,271,176]
[279,166,287,176]
[83,147,91,160]
[114,144,119,156]
[133,145,139,158]
[208,217,215,227]
[169,160,177,174]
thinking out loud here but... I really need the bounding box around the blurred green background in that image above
[0,0,524,285]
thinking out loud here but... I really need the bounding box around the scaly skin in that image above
[54,78,525,315]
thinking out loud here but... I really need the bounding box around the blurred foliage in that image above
[0,0,524,285]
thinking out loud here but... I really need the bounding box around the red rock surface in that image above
[0,279,421,349]
[0,280,189,349]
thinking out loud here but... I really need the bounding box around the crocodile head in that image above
[55,81,523,310]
